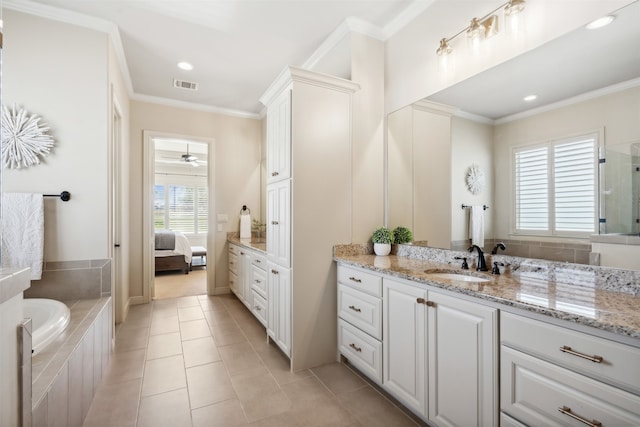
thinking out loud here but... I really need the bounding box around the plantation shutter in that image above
[168,185,195,233]
[553,135,596,233]
[153,185,166,229]
[197,186,208,233]
[515,146,549,231]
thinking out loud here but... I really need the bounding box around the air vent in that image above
[173,79,198,91]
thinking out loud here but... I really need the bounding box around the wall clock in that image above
[2,104,55,169]
[465,164,485,195]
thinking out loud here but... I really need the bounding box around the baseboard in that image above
[129,295,146,305]
[212,286,231,295]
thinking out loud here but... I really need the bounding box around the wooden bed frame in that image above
[155,254,189,274]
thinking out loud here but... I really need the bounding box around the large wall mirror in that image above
[387,1,640,254]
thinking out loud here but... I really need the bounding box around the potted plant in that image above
[392,226,413,245]
[371,226,393,256]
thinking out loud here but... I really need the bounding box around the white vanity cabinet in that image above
[228,243,269,327]
[267,261,291,356]
[250,252,268,326]
[337,265,498,426]
[238,248,253,310]
[382,277,498,426]
[501,312,640,426]
[261,66,359,371]
[228,244,240,296]
[337,266,383,383]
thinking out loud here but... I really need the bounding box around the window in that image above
[154,184,208,234]
[513,133,597,236]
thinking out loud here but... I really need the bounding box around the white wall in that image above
[129,101,262,298]
[451,116,494,242]
[493,86,640,242]
[384,0,634,114]
[3,10,110,261]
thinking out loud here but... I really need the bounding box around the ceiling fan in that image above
[159,144,206,167]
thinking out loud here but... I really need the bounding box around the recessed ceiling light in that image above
[523,94,537,102]
[177,61,194,71]
[585,15,615,30]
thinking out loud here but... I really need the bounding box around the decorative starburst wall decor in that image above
[2,104,55,169]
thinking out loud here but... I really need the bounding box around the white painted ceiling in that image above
[427,1,640,121]
[19,0,413,117]
[9,0,639,120]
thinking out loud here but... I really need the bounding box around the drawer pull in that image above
[416,298,435,307]
[254,306,262,311]
[348,305,361,313]
[349,343,362,352]
[271,269,279,275]
[560,346,603,363]
[255,260,261,263]
[348,277,362,283]
[255,279,261,283]
[240,252,245,255]
[271,220,279,225]
[272,171,279,176]
[558,406,602,427]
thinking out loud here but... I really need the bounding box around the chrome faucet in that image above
[468,245,488,271]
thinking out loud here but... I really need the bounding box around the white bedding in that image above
[154,231,192,263]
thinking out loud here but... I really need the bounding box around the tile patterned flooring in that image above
[82,293,423,426]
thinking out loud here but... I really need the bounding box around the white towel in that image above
[1,193,44,280]
[468,205,484,248]
[240,213,251,239]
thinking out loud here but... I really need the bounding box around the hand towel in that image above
[468,205,485,248]
[240,213,251,239]
[1,193,44,280]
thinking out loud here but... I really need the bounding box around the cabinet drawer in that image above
[251,291,267,327]
[502,312,640,394]
[251,252,267,271]
[229,271,238,294]
[252,266,267,299]
[337,265,382,297]
[338,284,382,340]
[228,252,238,275]
[501,346,640,426]
[229,244,239,256]
[338,319,382,384]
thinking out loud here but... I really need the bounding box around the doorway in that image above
[142,132,215,302]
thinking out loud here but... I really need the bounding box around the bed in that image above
[154,230,193,274]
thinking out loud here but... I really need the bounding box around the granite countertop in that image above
[228,234,267,253]
[334,253,640,341]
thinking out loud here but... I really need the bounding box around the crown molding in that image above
[495,78,640,125]
[132,93,261,120]
[454,110,495,125]
[413,100,457,117]
[301,20,352,72]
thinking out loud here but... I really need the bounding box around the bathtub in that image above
[23,298,71,355]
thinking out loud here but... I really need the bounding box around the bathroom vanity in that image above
[334,245,640,427]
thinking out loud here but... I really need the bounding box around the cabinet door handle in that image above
[348,277,362,283]
[558,406,602,427]
[348,305,361,313]
[349,343,362,352]
[272,171,279,176]
[271,269,279,275]
[559,346,603,363]
[240,252,245,255]
[271,220,279,225]
[230,262,234,265]
[255,260,261,263]
[254,306,262,311]
[416,298,435,307]
[255,279,261,283]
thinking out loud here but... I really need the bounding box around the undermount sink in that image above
[424,272,490,283]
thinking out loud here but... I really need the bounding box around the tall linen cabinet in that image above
[260,66,360,371]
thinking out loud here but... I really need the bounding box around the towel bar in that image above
[461,204,488,210]
[43,191,71,201]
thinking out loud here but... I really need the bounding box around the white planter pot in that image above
[373,243,391,256]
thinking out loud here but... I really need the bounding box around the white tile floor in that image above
[82,293,423,426]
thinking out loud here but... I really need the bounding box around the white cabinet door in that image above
[266,89,291,184]
[267,262,291,357]
[266,180,291,268]
[427,291,498,427]
[383,278,427,417]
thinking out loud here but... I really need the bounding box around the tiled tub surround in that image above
[31,297,112,427]
[25,259,112,300]
[334,244,640,341]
